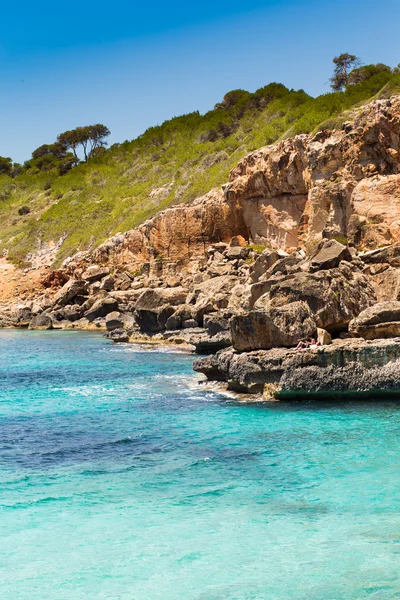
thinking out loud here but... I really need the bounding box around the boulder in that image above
[165,313,182,330]
[114,272,133,291]
[105,311,125,331]
[84,297,119,322]
[192,330,232,354]
[81,265,110,283]
[249,250,280,283]
[204,312,232,336]
[266,266,376,333]
[53,280,88,306]
[40,269,69,289]
[192,275,239,309]
[135,287,187,310]
[28,314,53,330]
[165,303,206,330]
[317,327,332,346]
[134,304,175,332]
[100,275,115,291]
[228,235,247,247]
[349,301,400,340]
[15,306,32,326]
[266,254,302,277]
[182,318,199,329]
[359,246,400,267]
[231,301,317,351]
[61,305,83,322]
[310,239,352,272]
[107,328,130,343]
[224,246,249,260]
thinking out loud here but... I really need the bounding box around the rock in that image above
[359,246,400,267]
[28,314,53,330]
[309,239,352,272]
[192,275,239,308]
[114,272,132,291]
[192,330,232,354]
[207,261,236,277]
[134,304,175,332]
[266,267,376,333]
[266,254,302,277]
[40,270,69,289]
[249,250,280,283]
[107,328,130,343]
[164,304,203,330]
[349,301,400,340]
[53,280,88,306]
[194,338,400,397]
[105,311,125,331]
[165,313,182,330]
[81,265,110,282]
[228,235,247,247]
[84,297,119,322]
[61,305,83,322]
[370,268,400,302]
[100,275,115,291]
[135,287,187,310]
[224,246,249,260]
[231,301,317,351]
[317,327,331,345]
[15,306,32,326]
[182,318,199,329]
[204,312,232,336]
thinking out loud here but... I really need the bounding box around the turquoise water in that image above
[1,331,400,600]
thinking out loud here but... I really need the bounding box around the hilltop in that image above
[1,66,400,267]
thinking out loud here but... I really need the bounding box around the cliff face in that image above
[58,96,400,283]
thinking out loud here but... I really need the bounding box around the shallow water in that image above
[1,330,400,599]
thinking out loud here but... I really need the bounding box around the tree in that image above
[57,124,110,162]
[0,156,13,175]
[29,141,77,175]
[330,53,361,91]
[32,142,67,160]
[348,63,391,85]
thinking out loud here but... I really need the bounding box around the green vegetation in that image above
[1,66,400,267]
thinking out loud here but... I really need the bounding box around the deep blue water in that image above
[1,330,400,599]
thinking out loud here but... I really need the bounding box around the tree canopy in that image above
[27,124,111,175]
[348,63,391,85]
[57,124,110,162]
[330,53,361,91]
[0,156,13,176]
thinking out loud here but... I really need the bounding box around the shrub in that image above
[18,206,30,216]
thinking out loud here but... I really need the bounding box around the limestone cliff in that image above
[56,96,400,285]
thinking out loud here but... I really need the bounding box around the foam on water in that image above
[1,330,400,599]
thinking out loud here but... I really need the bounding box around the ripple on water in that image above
[1,331,400,600]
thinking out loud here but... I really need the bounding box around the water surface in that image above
[1,330,400,599]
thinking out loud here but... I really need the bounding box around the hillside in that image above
[1,69,400,267]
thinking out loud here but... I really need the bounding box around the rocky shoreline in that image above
[194,338,400,400]
[3,97,400,401]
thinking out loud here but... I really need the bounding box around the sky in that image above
[1,0,399,163]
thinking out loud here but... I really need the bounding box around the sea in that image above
[1,330,400,599]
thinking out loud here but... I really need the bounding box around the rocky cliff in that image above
[3,96,400,399]
[61,95,400,279]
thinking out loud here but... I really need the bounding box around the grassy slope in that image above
[1,71,399,267]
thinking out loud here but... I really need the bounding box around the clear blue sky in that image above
[1,0,399,162]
